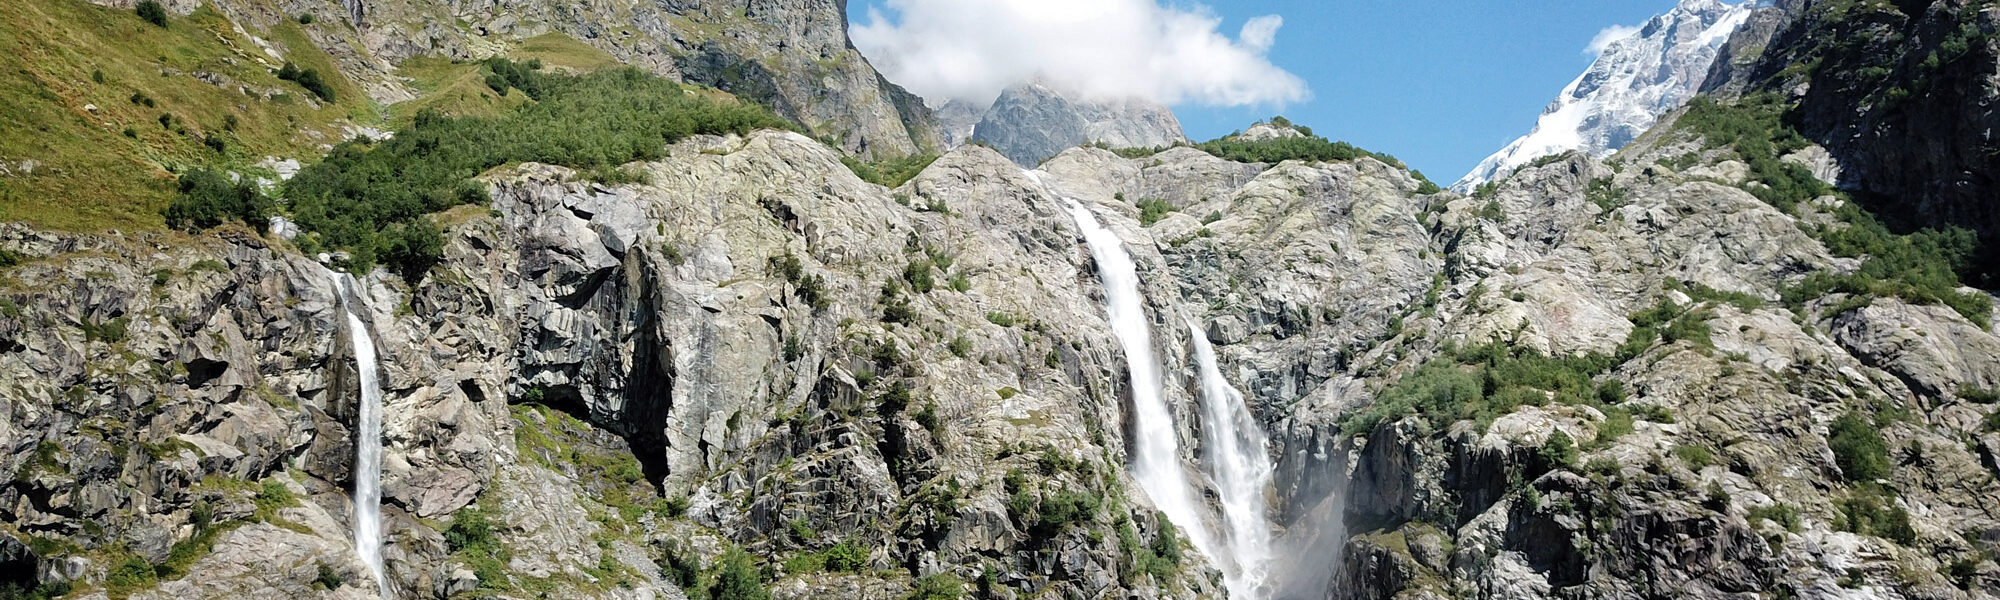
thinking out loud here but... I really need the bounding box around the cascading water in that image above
[1189,321,1277,599]
[1058,199,1227,583]
[334,274,391,598]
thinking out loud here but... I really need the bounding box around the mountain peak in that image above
[1453,0,1754,191]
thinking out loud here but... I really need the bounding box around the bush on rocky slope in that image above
[1342,342,1625,436]
[1193,125,1406,169]
[280,59,791,281]
[1676,93,1992,326]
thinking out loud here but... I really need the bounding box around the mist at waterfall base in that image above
[335,274,392,598]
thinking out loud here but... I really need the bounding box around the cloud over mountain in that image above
[849,0,1309,107]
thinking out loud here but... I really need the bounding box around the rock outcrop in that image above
[1717,0,2000,281]
[966,81,1187,166]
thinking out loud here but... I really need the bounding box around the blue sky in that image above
[847,1,1676,181]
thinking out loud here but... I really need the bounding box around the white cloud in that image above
[1240,15,1283,52]
[1586,24,1641,56]
[849,0,1309,107]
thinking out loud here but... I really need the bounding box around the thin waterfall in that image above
[1059,199,1227,582]
[334,274,390,598]
[1189,321,1277,599]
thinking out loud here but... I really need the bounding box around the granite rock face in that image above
[1717,0,2000,279]
[966,81,1187,166]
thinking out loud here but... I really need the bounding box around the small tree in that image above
[136,0,167,27]
[709,549,769,600]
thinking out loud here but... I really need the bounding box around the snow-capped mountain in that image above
[1453,0,1755,191]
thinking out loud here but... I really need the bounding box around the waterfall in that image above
[1059,199,1227,584]
[334,274,391,598]
[1189,321,1277,600]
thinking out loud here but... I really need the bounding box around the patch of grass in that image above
[103,552,157,598]
[1835,488,1916,545]
[782,540,866,574]
[843,153,939,188]
[80,316,129,343]
[0,0,367,231]
[1674,443,1715,470]
[510,32,620,72]
[446,505,512,591]
[906,573,964,600]
[1586,177,1628,213]
[1748,503,1803,532]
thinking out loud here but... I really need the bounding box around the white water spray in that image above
[1190,321,1277,599]
[1059,199,1228,581]
[335,274,391,598]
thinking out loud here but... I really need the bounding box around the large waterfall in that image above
[1189,321,1277,599]
[1060,200,1229,583]
[334,274,391,598]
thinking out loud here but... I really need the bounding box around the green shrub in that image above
[81,317,129,343]
[1828,410,1890,483]
[1413,171,1443,195]
[312,562,343,590]
[1986,410,2000,433]
[1835,490,1916,544]
[1136,198,1174,227]
[906,573,964,600]
[1149,520,1182,566]
[445,506,499,554]
[135,1,167,27]
[276,62,336,103]
[904,259,936,293]
[297,13,315,25]
[1674,444,1715,470]
[104,554,157,597]
[709,548,769,600]
[1193,125,1404,168]
[165,169,271,232]
[379,217,444,284]
[1747,503,1803,532]
[1539,431,1578,467]
[284,61,787,282]
[1960,386,2000,404]
[445,506,509,590]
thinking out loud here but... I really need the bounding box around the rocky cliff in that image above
[6,103,2000,600]
[1715,0,2000,283]
[93,0,944,158]
[6,1,2000,599]
[967,82,1187,166]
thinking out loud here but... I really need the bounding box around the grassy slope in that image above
[0,0,379,232]
[0,0,648,234]
[388,33,620,125]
